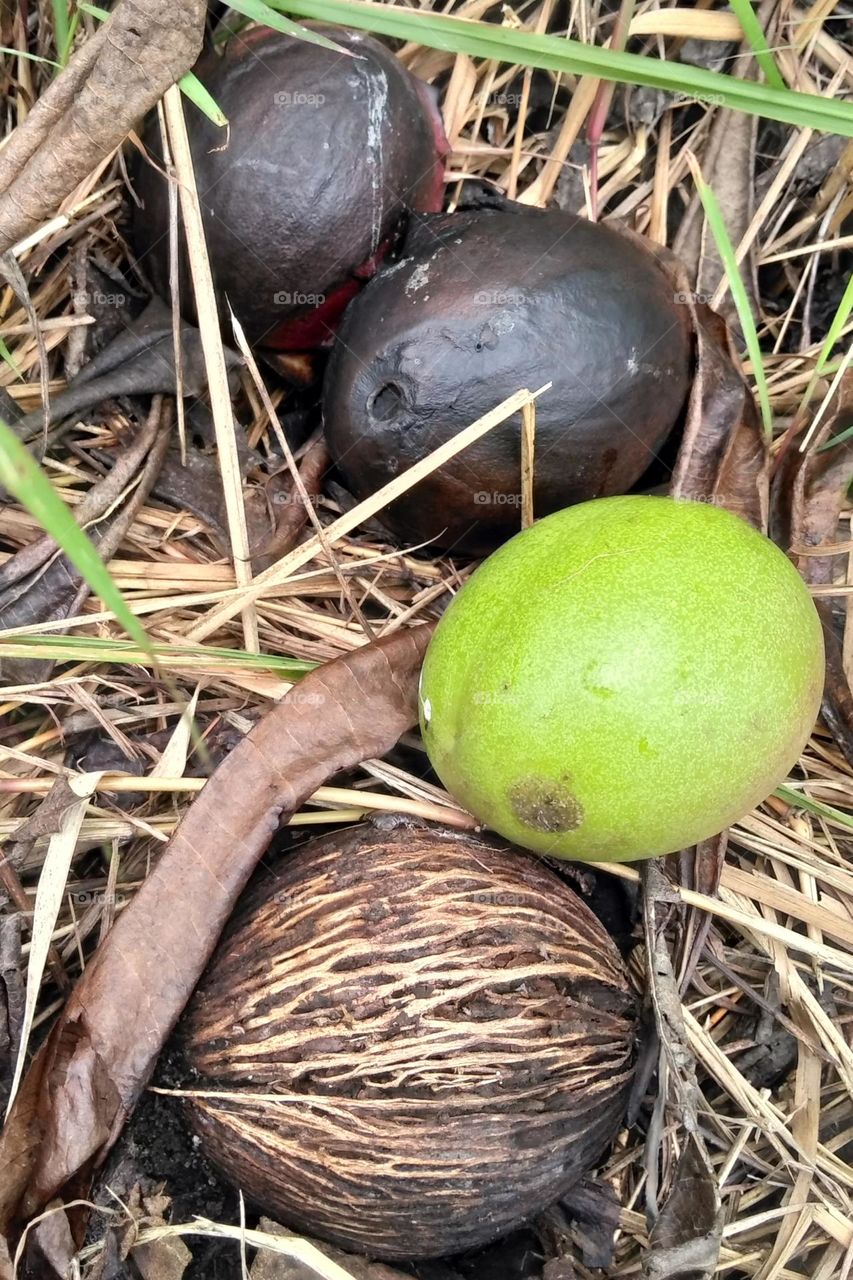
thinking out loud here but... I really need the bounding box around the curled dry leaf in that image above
[772,373,853,767]
[254,437,330,573]
[9,298,240,447]
[669,302,768,534]
[607,221,768,532]
[558,1178,623,1270]
[0,623,434,1271]
[0,916,24,1089]
[0,0,206,255]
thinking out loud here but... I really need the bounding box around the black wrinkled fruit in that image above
[133,27,446,356]
[182,822,637,1260]
[323,206,693,552]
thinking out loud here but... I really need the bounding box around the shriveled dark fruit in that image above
[323,205,693,552]
[132,26,447,355]
[181,821,637,1260]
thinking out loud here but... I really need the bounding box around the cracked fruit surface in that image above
[419,496,824,862]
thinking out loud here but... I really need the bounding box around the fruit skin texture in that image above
[419,497,825,862]
[324,205,692,553]
[133,26,446,352]
[182,822,637,1259]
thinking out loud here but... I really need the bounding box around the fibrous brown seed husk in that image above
[182,820,638,1261]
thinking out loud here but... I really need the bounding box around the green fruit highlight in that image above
[419,496,825,862]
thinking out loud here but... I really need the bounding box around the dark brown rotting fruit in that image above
[323,204,693,553]
[132,26,447,359]
[181,821,637,1260]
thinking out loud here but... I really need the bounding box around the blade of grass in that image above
[812,263,853,375]
[685,152,773,437]
[228,0,347,53]
[805,272,853,450]
[179,71,229,128]
[0,47,62,69]
[271,0,853,135]
[0,417,154,654]
[775,784,853,832]
[727,0,786,91]
[0,336,21,377]
[0,633,315,679]
[51,0,72,66]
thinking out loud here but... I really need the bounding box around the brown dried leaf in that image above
[559,1178,622,1270]
[0,917,24,1083]
[669,303,768,533]
[645,1138,722,1280]
[131,1234,192,1280]
[254,437,330,573]
[606,218,769,534]
[250,1217,409,1280]
[10,298,239,447]
[0,0,206,255]
[0,624,434,1261]
[772,375,853,766]
[668,833,727,993]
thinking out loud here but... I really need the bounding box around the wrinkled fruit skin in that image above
[182,822,637,1258]
[419,497,825,862]
[133,26,447,352]
[324,206,692,553]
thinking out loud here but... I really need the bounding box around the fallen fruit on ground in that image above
[419,496,825,861]
[323,205,692,552]
[133,26,446,357]
[181,821,637,1258]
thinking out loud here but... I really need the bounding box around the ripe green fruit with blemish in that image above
[419,496,825,862]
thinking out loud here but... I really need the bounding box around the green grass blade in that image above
[0,338,21,377]
[271,0,853,135]
[0,47,62,69]
[794,269,853,449]
[0,418,154,656]
[728,0,786,92]
[228,0,345,52]
[814,273,853,377]
[179,71,229,127]
[76,2,110,17]
[774,784,853,831]
[51,0,72,66]
[687,154,773,437]
[0,632,315,679]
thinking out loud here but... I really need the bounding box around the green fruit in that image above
[419,496,825,862]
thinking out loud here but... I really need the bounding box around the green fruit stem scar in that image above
[418,496,825,863]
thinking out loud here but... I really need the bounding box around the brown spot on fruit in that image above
[509,777,584,833]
